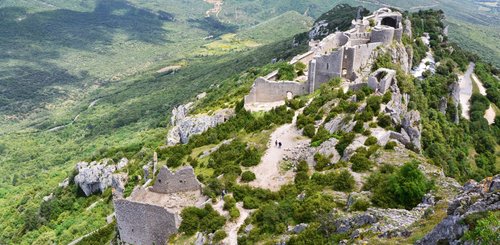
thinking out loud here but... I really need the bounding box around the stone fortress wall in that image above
[244,8,404,107]
[114,166,204,245]
[150,166,201,194]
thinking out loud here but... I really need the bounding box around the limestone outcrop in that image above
[401,110,422,152]
[416,175,500,245]
[74,158,129,196]
[150,166,201,194]
[167,105,234,145]
[324,114,356,133]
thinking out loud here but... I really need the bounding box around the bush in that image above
[353,120,364,133]
[295,62,307,76]
[277,63,297,81]
[385,141,397,150]
[332,170,355,192]
[350,153,373,172]
[229,206,240,220]
[240,171,256,182]
[365,161,433,209]
[303,124,316,138]
[213,230,228,242]
[364,136,378,146]
[243,196,260,209]
[314,153,331,171]
[179,205,226,236]
[335,132,355,156]
[463,212,499,244]
[350,199,370,211]
[377,114,392,128]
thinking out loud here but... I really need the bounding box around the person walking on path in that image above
[278,142,282,148]
[275,140,278,147]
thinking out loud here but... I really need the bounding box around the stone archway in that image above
[381,17,397,28]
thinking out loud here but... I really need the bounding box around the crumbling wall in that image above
[114,199,177,245]
[368,68,396,93]
[309,49,344,90]
[244,77,309,104]
[346,42,382,79]
[314,32,349,55]
[371,27,395,45]
[150,166,201,194]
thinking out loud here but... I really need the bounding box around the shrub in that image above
[277,63,296,81]
[365,161,433,209]
[332,170,355,192]
[303,124,316,138]
[364,136,378,146]
[350,199,370,211]
[353,120,364,133]
[223,195,236,210]
[314,153,331,171]
[335,132,355,156]
[295,62,307,76]
[377,114,392,128]
[179,205,226,236]
[243,196,260,209]
[350,153,373,172]
[385,141,397,150]
[463,212,499,244]
[240,171,256,182]
[382,91,392,103]
[213,230,228,242]
[229,206,240,220]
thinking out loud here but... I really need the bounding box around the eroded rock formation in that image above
[167,104,234,145]
[417,175,500,245]
[74,158,129,196]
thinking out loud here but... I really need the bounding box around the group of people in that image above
[275,140,282,148]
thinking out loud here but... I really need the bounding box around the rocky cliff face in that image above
[417,175,499,245]
[74,158,128,196]
[167,104,235,145]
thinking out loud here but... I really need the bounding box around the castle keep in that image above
[245,8,403,107]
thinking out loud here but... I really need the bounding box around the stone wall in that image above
[308,49,344,90]
[244,77,309,103]
[346,42,382,80]
[114,199,177,245]
[150,166,201,194]
[371,27,395,45]
[368,68,396,93]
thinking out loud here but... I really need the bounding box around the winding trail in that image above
[472,73,496,124]
[204,0,223,17]
[224,203,251,245]
[248,109,305,191]
[47,98,100,132]
[458,63,475,120]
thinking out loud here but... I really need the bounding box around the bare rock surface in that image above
[74,158,128,196]
[417,175,500,245]
[167,105,234,145]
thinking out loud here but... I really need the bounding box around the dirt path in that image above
[471,73,496,124]
[223,203,251,245]
[484,105,495,125]
[248,110,304,191]
[458,63,475,120]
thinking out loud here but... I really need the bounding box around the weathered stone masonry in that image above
[245,8,404,106]
[150,166,202,194]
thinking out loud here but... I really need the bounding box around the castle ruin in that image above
[244,8,404,108]
[114,166,206,245]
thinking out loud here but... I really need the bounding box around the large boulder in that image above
[167,107,235,145]
[401,110,422,152]
[74,158,128,196]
